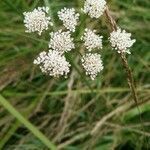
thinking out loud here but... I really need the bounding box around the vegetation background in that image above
[0,0,149,149]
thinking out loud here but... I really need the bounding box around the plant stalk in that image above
[104,6,139,107]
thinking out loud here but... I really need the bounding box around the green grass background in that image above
[0,0,150,149]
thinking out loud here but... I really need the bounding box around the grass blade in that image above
[0,94,56,150]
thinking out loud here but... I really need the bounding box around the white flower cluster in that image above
[82,0,106,18]
[81,28,104,79]
[23,4,136,80]
[33,50,70,77]
[81,28,103,51]
[23,7,53,35]
[49,30,75,54]
[58,8,80,32]
[109,28,136,54]
[81,53,104,80]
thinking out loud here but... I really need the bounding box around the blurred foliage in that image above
[0,0,150,149]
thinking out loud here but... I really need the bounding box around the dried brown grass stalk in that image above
[105,6,138,106]
[53,71,76,142]
[91,6,140,135]
[91,100,133,135]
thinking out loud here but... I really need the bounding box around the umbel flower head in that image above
[49,30,75,54]
[23,7,53,35]
[81,53,104,80]
[33,50,71,77]
[81,28,103,51]
[58,7,80,32]
[109,28,136,54]
[82,0,106,18]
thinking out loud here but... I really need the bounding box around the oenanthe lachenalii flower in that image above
[109,28,136,54]
[82,0,106,18]
[58,7,80,32]
[81,53,104,80]
[49,30,75,54]
[81,28,103,51]
[23,7,53,35]
[34,50,71,77]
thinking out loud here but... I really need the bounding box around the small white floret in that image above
[109,28,136,54]
[23,7,53,35]
[58,7,80,32]
[34,50,71,77]
[49,30,75,54]
[81,53,104,80]
[81,28,103,51]
[82,0,106,18]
